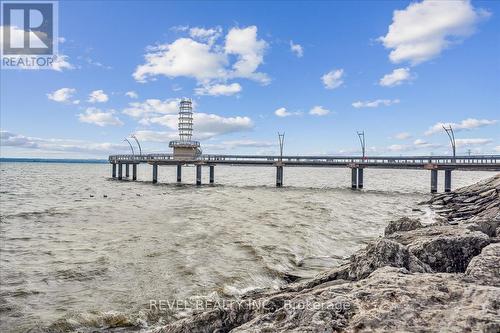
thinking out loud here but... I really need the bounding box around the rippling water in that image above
[0,162,495,332]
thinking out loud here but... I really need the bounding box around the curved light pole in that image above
[130,134,142,156]
[123,138,135,156]
[278,132,285,161]
[357,131,366,159]
[442,125,456,161]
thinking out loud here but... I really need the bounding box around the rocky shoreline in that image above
[157,174,500,333]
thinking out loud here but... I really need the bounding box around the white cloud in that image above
[352,99,400,108]
[47,88,76,103]
[225,26,269,84]
[394,132,411,140]
[189,26,222,46]
[321,69,344,89]
[51,55,74,71]
[123,98,179,118]
[414,138,443,149]
[78,108,123,127]
[387,139,443,152]
[139,114,178,128]
[133,26,269,86]
[193,113,254,139]
[219,140,274,148]
[290,40,303,57]
[135,112,254,140]
[387,144,406,152]
[379,68,412,87]
[0,130,128,155]
[132,130,177,143]
[379,0,490,65]
[195,83,242,96]
[455,138,493,147]
[309,106,330,116]
[88,90,109,103]
[425,118,498,135]
[203,140,274,151]
[125,91,138,99]
[274,107,301,117]
[133,38,227,83]
[495,146,500,153]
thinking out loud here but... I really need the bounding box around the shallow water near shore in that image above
[0,162,495,332]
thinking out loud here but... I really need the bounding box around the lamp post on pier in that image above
[442,125,456,161]
[130,134,142,156]
[357,131,366,159]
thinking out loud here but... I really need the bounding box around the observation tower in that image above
[169,98,202,159]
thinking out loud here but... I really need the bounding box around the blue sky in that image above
[1,0,499,158]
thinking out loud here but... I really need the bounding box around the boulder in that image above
[384,217,423,236]
[347,239,432,280]
[465,243,500,287]
[387,226,490,272]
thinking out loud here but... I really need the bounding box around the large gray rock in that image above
[199,267,500,333]
[387,225,490,272]
[384,217,423,236]
[465,243,500,287]
[347,238,432,279]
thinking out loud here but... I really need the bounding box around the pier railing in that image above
[109,153,500,166]
[108,153,499,191]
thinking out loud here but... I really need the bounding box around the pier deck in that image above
[108,154,500,192]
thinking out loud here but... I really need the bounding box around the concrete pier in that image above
[358,168,364,189]
[118,163,123,180]
[209,165,215,184]
[351,168,357,189]
[431,169,438,193]
[108,154,500,189]
[196,165,202,185]
[276,166,283,187]
[152,164,158,184]
[132,164,137,181]
[444,170,452,192]
[177,165,182,182]
[125,164,129,178]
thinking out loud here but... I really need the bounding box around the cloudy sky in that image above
[1,0,499,158]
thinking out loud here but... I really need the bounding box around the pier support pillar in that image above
[276,166,283,187]
[118,163,123,180]
[209,165,215,184]
[112,163,116,178]
[351,168,358,189]
[196,165,202,185]
[132,164,137,181]
[125,164,129,178]
[430,169,438,193]
[358,168,364,189]
[444,170,452,192]
[177,165,182,183]
[152,164,158,184]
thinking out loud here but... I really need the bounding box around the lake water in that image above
[0,162,495,332]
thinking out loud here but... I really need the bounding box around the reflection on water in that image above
[0,162,495,332]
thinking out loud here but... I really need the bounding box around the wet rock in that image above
[347,239,432,279]
[464,218,500,237]
[384,217,423,236]
[465,243,500,287]
[387,226,490,272]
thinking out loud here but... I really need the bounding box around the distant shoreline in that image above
[0,157,108,164]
